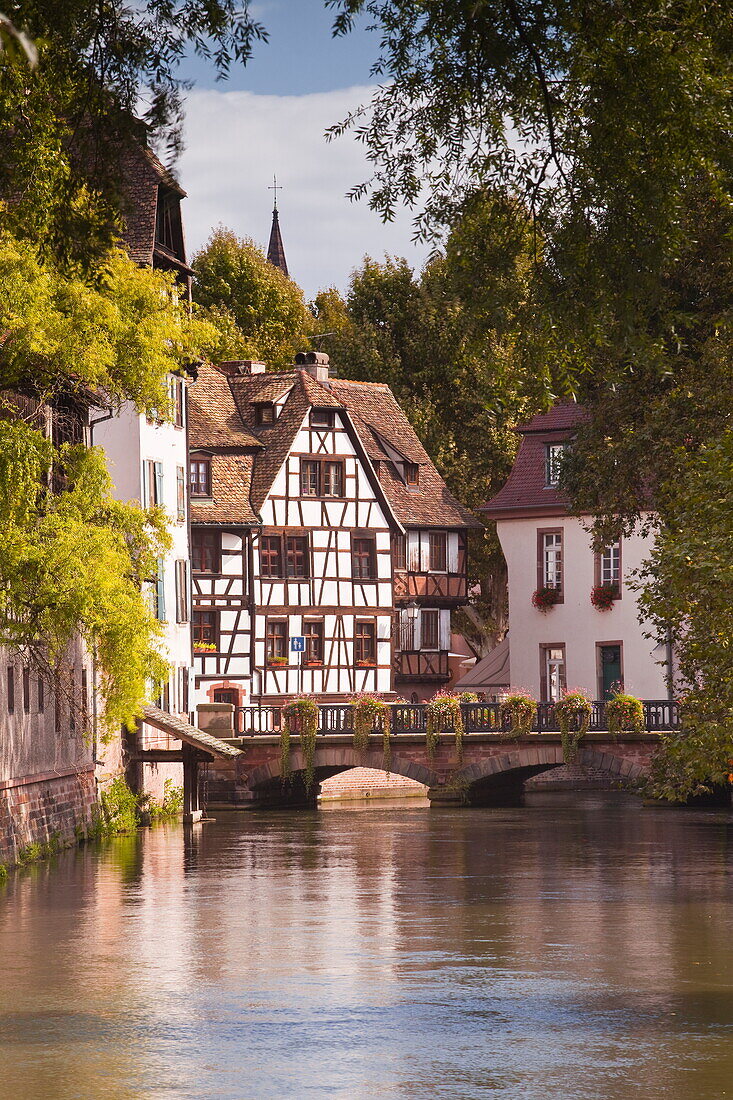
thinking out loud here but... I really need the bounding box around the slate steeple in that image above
[266,175,289,278]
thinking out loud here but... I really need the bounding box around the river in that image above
[1,792,733,1099]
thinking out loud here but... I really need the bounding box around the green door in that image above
[600,645,622,699]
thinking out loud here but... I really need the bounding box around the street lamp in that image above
[405,600,419,650]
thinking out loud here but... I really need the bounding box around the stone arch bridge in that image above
[198,700,677,809]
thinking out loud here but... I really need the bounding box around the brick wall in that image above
[526,764,614,790]
[0,767,96,865]
[319,768,427,801]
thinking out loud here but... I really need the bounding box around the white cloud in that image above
[178,86,431,300]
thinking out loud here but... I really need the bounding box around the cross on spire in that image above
[268,174,283,211]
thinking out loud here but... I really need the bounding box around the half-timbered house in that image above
[188,352,479,708]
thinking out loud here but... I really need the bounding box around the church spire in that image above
[267,175,289,278]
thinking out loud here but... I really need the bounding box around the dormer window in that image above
[254,402,276,426]
[190,457,211,497]
[545,444,567,487]
[405,462,420,485]
[310,408,335,429]
[155,191,182,255]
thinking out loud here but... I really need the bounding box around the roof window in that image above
[254,402,276,426]
[545,443,568,487]
[310,408,335,429]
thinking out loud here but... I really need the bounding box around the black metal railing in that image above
[231,700,680,738]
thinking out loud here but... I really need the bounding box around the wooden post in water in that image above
[182,744,203,823]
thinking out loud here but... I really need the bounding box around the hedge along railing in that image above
[232,700,681,738]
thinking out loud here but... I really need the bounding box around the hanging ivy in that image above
[425,692,464,762]
[500,691,537,738]
[282,697,320,791]
[554,689,593,763]
[606,693,646,739]
[279,712,291,783]
[351,694,392,773]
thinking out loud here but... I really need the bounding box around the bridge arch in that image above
[245,745,439,797]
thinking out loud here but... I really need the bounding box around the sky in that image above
[177,0,431,300]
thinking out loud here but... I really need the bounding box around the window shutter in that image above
[142,461,150,507]
[175,560,188,623]
[176,466,186,522]
[155,462,164,507]
[156,557,166,621]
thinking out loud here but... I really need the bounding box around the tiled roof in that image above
[118,142,186,267]
[190,453,258,525]
[188,363,480,530]
[329,380,481,528]
[482,402,587,517]
[515,403,588,434]
[142,705,242,758]
[188,363,262,449]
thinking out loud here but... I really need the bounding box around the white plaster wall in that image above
[497,515,667,699]
[95,387,193,722]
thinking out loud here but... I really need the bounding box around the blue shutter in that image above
[155,462,164,507]
[156,557,166,621]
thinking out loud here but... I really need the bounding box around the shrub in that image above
[149,778,184,821]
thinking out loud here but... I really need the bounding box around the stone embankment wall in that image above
[0,768,96,864]
[319,768,427,801]
[0,648,96,866]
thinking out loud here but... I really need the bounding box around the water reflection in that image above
[1,794,733,1099]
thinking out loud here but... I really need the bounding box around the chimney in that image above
[295,350,330,384]
[217,360,267,376]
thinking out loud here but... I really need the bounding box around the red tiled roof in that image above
[118,142,186,267]
[187,363,480,530]
[188,363,262,449]
[515,403,588,434]
[329,379,480,528]
[482,402,587,517]
[189,453,258,525]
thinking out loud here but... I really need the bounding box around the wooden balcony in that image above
[394,649,450,684]
[393,570,467,603]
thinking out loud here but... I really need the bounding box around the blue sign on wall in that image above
[290,636,306,653]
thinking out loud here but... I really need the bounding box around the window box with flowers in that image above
[355,660,375,668]
[303,659,323,668]
[194,641,217,653]
[590,583,619,611]
[268,656,289,667]
[532,586,561,612]
[500,690,537,737]
[554,688,593,762]
[605,693,645,738]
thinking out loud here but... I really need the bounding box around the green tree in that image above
[0,229,214,733]
[330,1,733,789]
[1,1,266,266]
[193,228,313,368]
[313,199,540,647]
